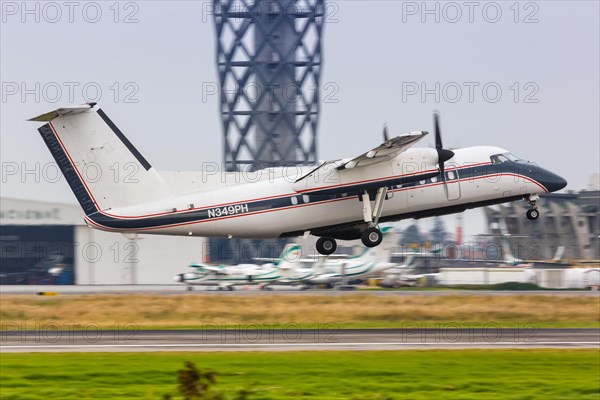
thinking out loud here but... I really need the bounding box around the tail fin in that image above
[553,246,565,261]
[501,236,522,265]
[29,104,171,214]
[275,243,303,270]
[355,226,398,262]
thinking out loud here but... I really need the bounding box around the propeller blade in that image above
[434,111,442,150]
[432,111,454,182]
[383,124,389,142]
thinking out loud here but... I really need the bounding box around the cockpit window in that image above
[491,152,522,164]
[490,154,508,164]
[504,152,521,162]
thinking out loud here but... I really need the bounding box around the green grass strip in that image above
[1,350,598,399]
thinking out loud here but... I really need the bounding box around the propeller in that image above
[433,111,455,180]
[383,124,389,142]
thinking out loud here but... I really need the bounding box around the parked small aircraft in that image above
[173,243,304,290]
[279,226,401,287]
[175,227,401,289]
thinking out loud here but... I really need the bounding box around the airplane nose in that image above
[540,170,567,193]
[173,274,183,283]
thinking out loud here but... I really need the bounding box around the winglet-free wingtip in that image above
[27,102,96,122]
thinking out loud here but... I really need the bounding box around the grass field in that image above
[0,350,598,399]
[1,293,599,329]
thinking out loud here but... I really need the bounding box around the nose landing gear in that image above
[525,194,540,220]
[526,208,539,220]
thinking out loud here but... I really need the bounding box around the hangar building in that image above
[0,197,205,285]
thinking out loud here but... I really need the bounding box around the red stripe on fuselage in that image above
[96,162,495,219]
[86,172,546,232]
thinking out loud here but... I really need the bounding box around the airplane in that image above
[278,226,401,288]
[28,104,568,255]
[493,237,568,267]
[173,243,306,290]
[176,227,400,289]
[445,221,570,267]
[380,263,434,288]
[382,247,443,287]
[393,236,567,268]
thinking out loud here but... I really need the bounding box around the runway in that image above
[2,285,599,296]
[2,328,598,352]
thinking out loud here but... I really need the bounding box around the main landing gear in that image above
[316,237,337,255]
[315,187,389,255]
[360,188,387,247]
[526,194,540,220]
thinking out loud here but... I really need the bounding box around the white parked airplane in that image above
[176,227,400,289]
[275,226,401,287]
[174,243,306,290]
[29,104,567,255]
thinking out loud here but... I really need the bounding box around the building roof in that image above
[0,198,84,226]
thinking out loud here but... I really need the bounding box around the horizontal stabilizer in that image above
[28,103,95,122]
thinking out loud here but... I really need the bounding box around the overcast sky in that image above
[1,1,598,238]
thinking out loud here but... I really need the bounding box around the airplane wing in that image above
[295,131,428,183]
[337,131,428,170]
[253,255,350,263]
[189,263,228,274]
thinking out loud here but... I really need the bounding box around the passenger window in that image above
[447,171,455,180]
[291,197,298,205]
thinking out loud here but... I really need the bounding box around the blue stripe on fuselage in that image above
[86,162,544,231]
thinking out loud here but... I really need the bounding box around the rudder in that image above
[30,104,172,215]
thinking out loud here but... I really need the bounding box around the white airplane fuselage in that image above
[176,265,282,287]
[85,146,560,239]
[306,260,397,285]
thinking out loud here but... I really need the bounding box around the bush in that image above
[163,361,252,400]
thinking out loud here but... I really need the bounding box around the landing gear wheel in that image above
[526,209,539,220]
[361,227,383,248]
[316,237,337,255]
